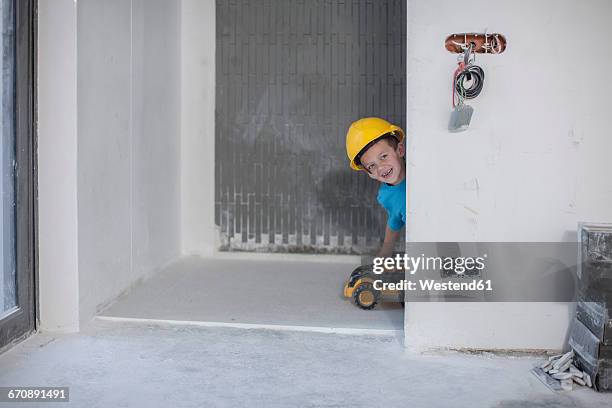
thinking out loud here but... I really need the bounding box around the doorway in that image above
[98,0,406,333]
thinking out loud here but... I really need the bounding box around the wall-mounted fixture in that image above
[447,32,506,132]
[445,33,507,54]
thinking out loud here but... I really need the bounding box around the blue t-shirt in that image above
[377,178,406,231]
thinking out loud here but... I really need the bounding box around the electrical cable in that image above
[452,62,465,107]
[454,64,485,100]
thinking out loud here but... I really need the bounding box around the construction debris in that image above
[531,351,594,392]
[566,223,612,392]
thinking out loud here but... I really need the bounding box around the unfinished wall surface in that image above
[215,0,406,254]
[77,0,181,325]
[38,0,80,332]
[181,0,216,257]
[405,0,612,350]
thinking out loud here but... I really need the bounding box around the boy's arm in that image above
[377,225,401,258]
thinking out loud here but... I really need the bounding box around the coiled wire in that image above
[455,64,485,100]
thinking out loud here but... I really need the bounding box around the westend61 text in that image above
[373,279,493,292]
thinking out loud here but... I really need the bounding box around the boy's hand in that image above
[377,225,401,258]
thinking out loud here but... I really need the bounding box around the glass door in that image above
[0,0,35,352]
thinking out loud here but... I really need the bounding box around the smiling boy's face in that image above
[359,138,405,185]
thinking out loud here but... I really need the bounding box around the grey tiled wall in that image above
[215,0,406,254]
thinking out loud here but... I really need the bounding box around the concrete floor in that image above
[1,319,611,408]
[99,256,404,333]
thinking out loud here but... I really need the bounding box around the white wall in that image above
[405,0,612,350]
[180,0,216,257]
[38,0,80,332]
[77,0,181,325]
[131,0,182,285]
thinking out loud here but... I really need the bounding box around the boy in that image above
[345,117,406,257]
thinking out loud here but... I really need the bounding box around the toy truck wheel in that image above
[353,282,378,310]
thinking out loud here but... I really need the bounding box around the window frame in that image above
[0,0,37,352]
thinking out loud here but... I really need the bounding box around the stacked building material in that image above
[533,351,592,391]
[568,223,612,392]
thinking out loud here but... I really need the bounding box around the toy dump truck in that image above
[343,264,405,310]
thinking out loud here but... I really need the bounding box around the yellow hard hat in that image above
[345,117,405,171]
